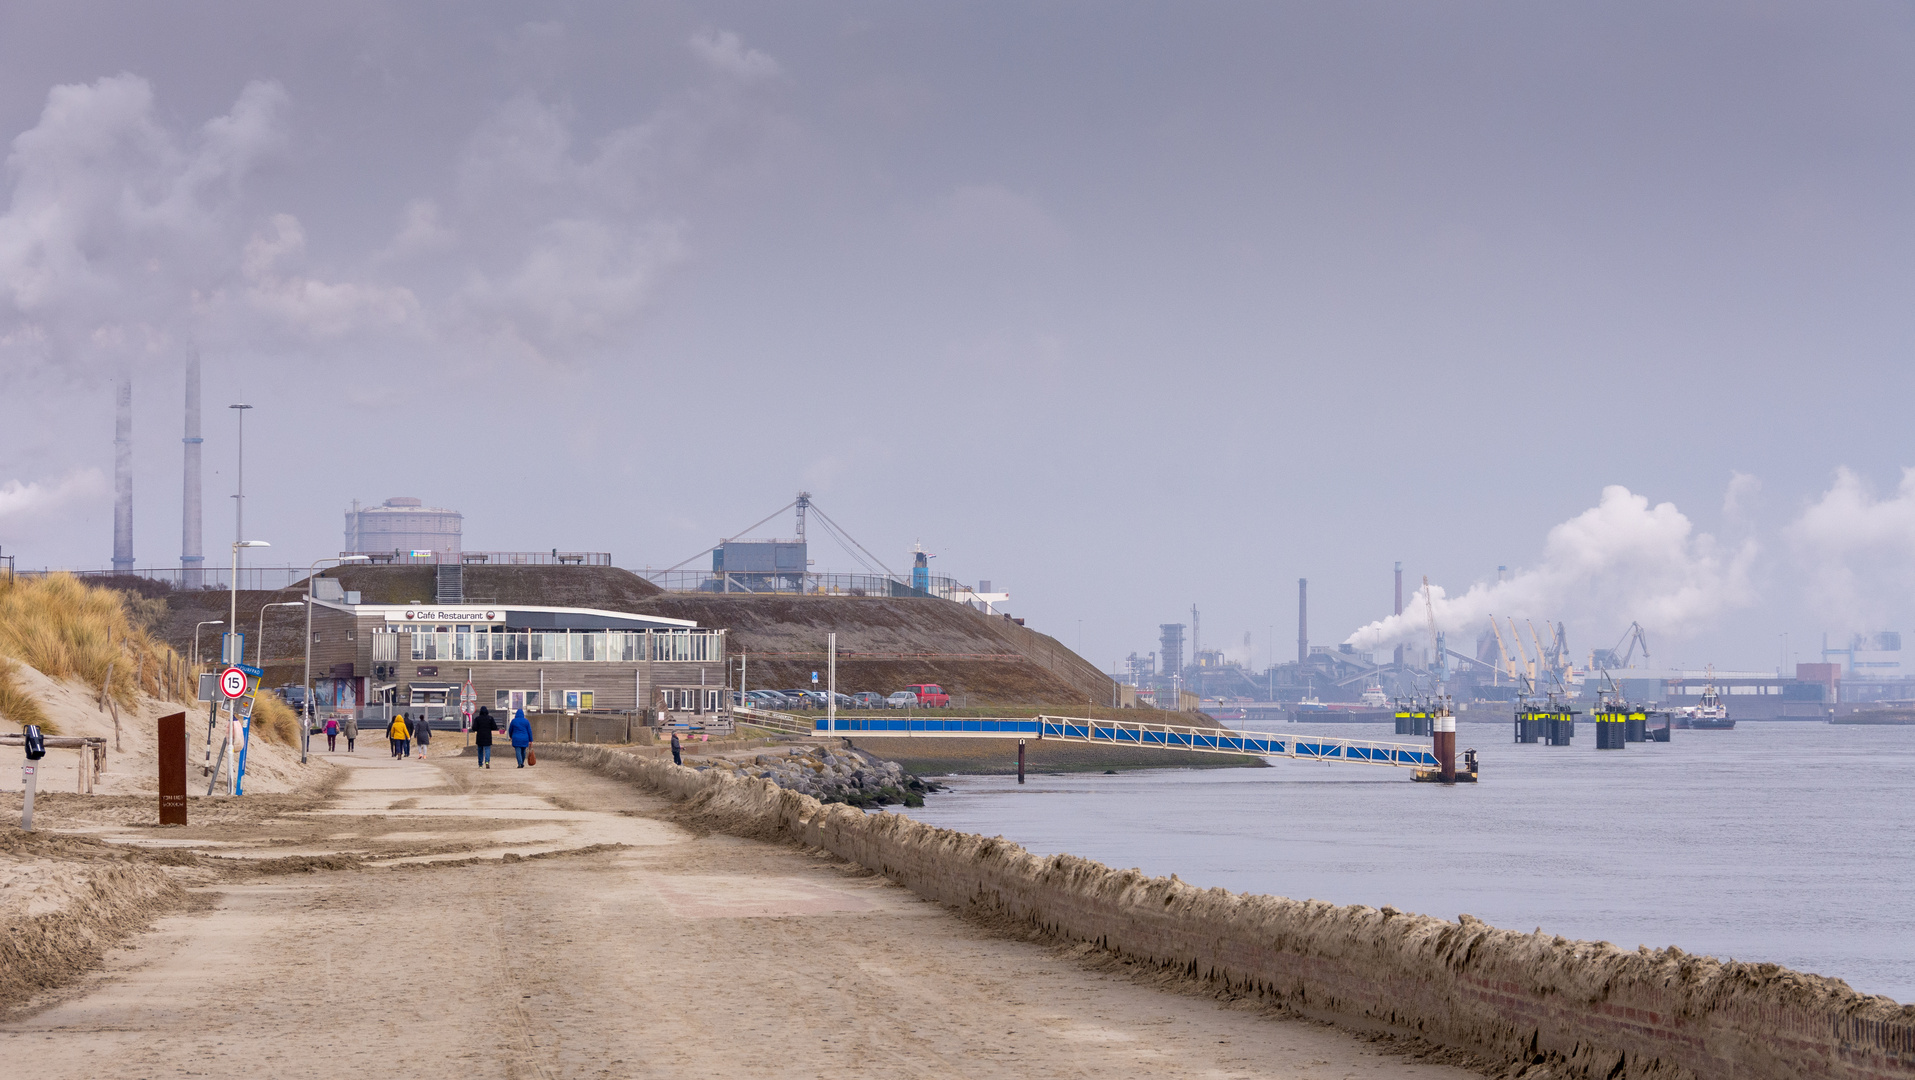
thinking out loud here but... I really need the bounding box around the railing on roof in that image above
[20,552,613,591]
[342,550,612,567]
[19,566,312,591]
[641,569,997,608]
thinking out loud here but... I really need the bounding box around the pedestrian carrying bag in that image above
[527,747,536,766]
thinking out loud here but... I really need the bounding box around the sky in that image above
[0,2,1912,677]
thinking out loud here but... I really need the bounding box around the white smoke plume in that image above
[1344,485,1757,652]
[0,470,107,536]
[1785,467,1915,631]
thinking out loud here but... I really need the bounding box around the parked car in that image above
[781,689,826,709]
[851,691,887,710]
[886,691,920,709]
[904,683,951,707]
[745,690,793,710]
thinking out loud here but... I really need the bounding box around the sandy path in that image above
[0,750,1479,1079]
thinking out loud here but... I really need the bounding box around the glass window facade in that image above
[400,628,722,663]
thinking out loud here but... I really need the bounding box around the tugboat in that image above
[1678,668,1735,730]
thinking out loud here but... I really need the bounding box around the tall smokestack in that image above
[1297,577,1308,664]
[1393,561,1404,669]
[181,355,204,588]
[112,378,133,573]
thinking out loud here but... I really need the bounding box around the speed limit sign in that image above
[219,666,249,699]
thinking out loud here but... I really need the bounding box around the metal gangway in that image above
[796,713,1438,769]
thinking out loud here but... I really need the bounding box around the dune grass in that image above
[0,656,53,732]
[249,689,300,746]
[0,573,194,730]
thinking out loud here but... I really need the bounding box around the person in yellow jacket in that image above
[387,713,410,759]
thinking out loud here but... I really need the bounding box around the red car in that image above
[904,683,950,707]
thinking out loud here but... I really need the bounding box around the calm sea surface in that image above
[891,720,1915,1002]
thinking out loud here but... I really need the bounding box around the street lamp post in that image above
[229,540,272,658]
[193,619,224,670]
[216,539,272,795]
[301,555,370,763]
[239,600,300,798]
[229,403,252,567]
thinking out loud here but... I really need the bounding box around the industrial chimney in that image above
[112,378,133,573]
[1296,578,1308,664]
[181,355,204,588]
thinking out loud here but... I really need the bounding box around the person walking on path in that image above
[324,716,338,752]
[342,713,357,753]
[388,713,410,759]
[508,708,533,768]
[471,706,497,768]
[670,731,682,766]
[413,715,432,759]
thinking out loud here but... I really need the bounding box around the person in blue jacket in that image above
[508,708,533,767]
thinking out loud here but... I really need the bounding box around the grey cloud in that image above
[690,29,783,84]
[0,75,288,375]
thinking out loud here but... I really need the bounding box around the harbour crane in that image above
[1591,622,1651,671]
[1526,619,1567,693]
[1508,617,1537,687]
[1489,615,1521,686]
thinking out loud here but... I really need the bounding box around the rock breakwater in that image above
[692,745,938,808]
[535,742,1915,1080]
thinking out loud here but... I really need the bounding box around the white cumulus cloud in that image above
[1785,467,1915,632]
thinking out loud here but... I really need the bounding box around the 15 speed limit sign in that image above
[219,666,249,699]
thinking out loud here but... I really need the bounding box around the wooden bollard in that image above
[1017,738,1026,785]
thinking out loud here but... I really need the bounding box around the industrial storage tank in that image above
[344,497,463,556]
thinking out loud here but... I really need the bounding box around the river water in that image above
[891,719,1915,1003]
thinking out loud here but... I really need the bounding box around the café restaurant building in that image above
[306,598,730,725]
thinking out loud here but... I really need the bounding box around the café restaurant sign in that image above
[383,608,502,623]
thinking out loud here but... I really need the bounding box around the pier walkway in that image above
[734,708,1437,768]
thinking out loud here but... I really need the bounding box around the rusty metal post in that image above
[1435,712,1456,783]
[1018,738,1026,785]
[159,711,187,825]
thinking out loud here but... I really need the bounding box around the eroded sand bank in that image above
[0,750,1479,1079]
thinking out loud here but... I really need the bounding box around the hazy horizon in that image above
[2,3,1912,677]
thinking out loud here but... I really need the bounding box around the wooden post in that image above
[102,660,122,751]
[1017,738,1026,785]
[159,712,187,824]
